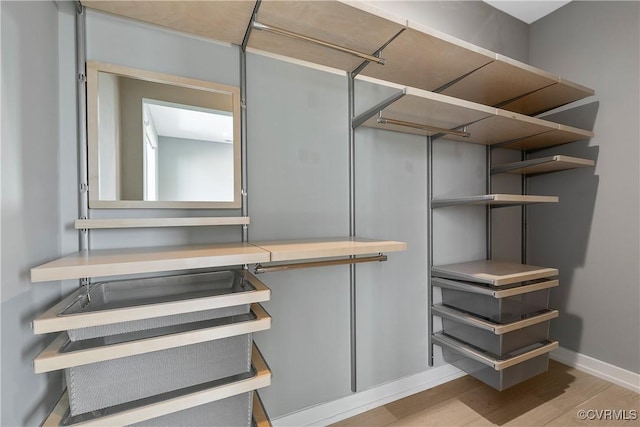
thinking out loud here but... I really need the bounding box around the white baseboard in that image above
[271,365,465,427]
[551,346,640,393]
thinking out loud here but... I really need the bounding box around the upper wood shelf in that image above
[491,155,595,176]
[357,77,593,149]
[82,0,594,116]
[431,194,558,208]
[432,259,558,286]
[31,238,407,282]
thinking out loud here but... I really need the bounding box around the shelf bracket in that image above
[253,254,387,274]
[251,21,386,65]
[351,89,406,129]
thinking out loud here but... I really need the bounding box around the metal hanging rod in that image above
[252,21,386,65]
[377,114,470,138]
[254,254,387,274]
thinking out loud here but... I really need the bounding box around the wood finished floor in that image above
[331,361,640,426]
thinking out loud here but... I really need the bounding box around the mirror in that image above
[87,61,241,208]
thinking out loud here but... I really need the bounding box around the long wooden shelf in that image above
[41,343,271,427]
[30,243,271,283]
[74,217,250,230]
[252,237,407,262]
[491,155,595,175]
[431,194,558,208]
[357,76,593,148]
[31,238,407,282]
[247,0,405,72]
[432,260,558,286]
[82,1,594,116]
[81,0,257,45]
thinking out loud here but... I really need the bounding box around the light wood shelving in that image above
[253,391,271,427]
[81,0,257,45]
[356,76,593,148]
[34,304,271,374]
[432,260,558,286]
[41,344,272,427]
[247,0,405,72]
[30,243,271,283]
[491,155,595,175]
[81,1,594,116]
[431,194,558,208]
[251,237,407,262]
[74,217,250,229]
[31,238,407,282]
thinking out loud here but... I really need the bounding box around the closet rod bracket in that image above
[254,254,387,274]
[377,115,471,138]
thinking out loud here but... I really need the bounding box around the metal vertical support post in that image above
[486,145,492,259]
[521,150,528,264]
[427,135,434,367]
[347,72,357,392]
[76,2,89,253]
[240,48,249,243]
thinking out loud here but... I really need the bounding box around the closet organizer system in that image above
[28,0,595,425]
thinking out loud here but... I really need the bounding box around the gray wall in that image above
[157,137,234,201]
[528,1,640,373]
[1,2,67,426]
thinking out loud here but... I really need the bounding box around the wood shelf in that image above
[41,343,271,427]
[433,305,559,334]
[431,194,558,208]
[81,0,257,45]
[31,238,407,282]
[251,237,407,262]
[491,155,595,176]
[74,217,250,230]
[247,0,405,72]
[432,260,558,286]
[82,1,594,115]
[30,243,271,283]
[357,77,593,148]
[34,304,270,374]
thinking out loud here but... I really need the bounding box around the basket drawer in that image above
[433,333,558,391]
[435,277,557,322]
[66,333,252,416]
[33,270,270,338]
[129,391,253,427]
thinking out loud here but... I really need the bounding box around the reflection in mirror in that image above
[87,61,241,209]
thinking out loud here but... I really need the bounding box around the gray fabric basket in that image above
[127,392,253,427]
[66,333,252,416]
[62,271,252,341]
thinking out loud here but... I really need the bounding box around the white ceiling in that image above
[483,0,571,24]
[146,102,233,144]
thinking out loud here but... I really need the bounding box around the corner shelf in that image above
[431,194,558,208]
[491,155,595,176]
[432,260,558,286]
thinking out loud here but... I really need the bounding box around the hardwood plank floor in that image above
[332,361,639,426]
